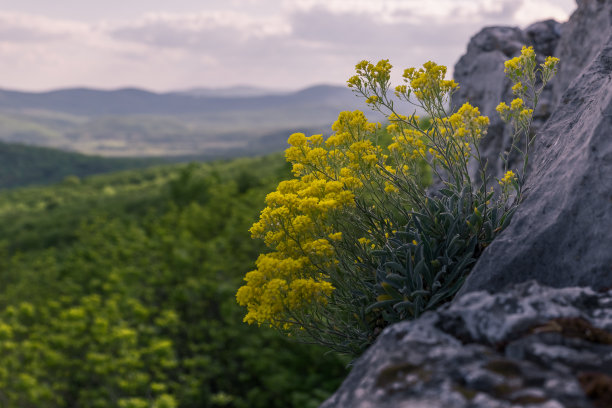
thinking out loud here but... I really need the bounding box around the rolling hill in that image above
[0,85,375,157]
[0,141,163,189]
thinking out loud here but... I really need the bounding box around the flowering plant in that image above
[496,46,560,196]
[237,48,558,356]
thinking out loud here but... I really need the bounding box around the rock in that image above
[453,1,612,180]
[322,3,612,407]
[552,0,612,105]
[456,24,612,295]
[452,21,561,181]
[321,282,612,408]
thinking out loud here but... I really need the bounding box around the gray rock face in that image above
[457,26,612,296]
[552,0,612,105]
[322,3,612,407]
[453,1,612,177]
[452,21,561,180]
[321,282,612,408]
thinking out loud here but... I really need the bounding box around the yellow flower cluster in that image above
[504,46,536,78]
[236,254,335,325]
[427,102,489,165]
[512,82,526,95]
[496,98,533,123]
[365,95,379,104]
[387,126,427,162]
[448,103,490,139]
[499,170,517,186]
[505,48,559,98]
[401,61,458,101]
[510,98,524,110]
[237,110,391,329]
[237,50,559,354]
[541,56,560,83]
[349,59,393,86]
[347,60,394,105]
[348,59,489,191]
[238,99,490,330]
[543,56,559,70]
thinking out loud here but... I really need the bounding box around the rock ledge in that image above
[321,282,612,408]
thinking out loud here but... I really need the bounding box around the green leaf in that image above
[383,261,406,274]
[365,299,397,313]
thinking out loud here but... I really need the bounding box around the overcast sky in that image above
[0,0,576,92]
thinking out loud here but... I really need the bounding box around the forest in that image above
[0,154,347,407]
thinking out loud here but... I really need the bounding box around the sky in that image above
[0,0,576,92]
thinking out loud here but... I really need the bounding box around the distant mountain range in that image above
[173,85,290,98]
[0,84,361,116]
[0,84,377,157]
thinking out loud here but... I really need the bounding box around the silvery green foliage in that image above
[370,184,514,322]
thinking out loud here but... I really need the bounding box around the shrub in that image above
[237,47,559,356]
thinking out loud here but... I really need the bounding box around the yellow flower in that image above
[543,56,560,70]
[365,95,379,104]
[519,109,533,121]
[384,182,399,193]
[394,84,408,96]
[510,98,524,110]
[307,134,324,146]
[347,75,361,88]
[504,57,520,72]
[287,133,307,146]
[496,102,509,114]
[499,170,517,186]
[402,61,456,101]
[520,45,535,58]
[328,232,343,241]
[512,82,525,95]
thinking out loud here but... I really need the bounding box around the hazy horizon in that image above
[0,0,576,92]
[0,82,334,94]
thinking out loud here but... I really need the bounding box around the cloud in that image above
[105,5,478,71]
[0,0,576,91]
[288,7,476,50]
[451,0,524,21]
[110,11,291,48]
[513,1,576,25]
[0,11,89,42]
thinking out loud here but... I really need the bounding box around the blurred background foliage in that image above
[0,153,347,407]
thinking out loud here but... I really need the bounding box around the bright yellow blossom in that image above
[510,98,524,110]
[496,102,509,114]
[499,170,516,186]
